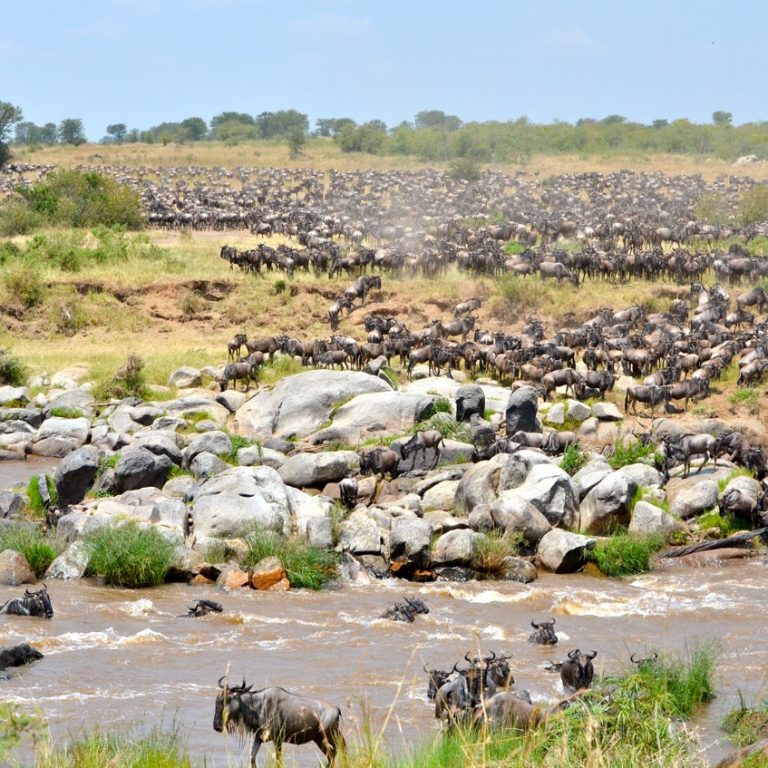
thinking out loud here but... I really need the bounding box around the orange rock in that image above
[267,577,291,592]
[251,556,286,590]
[191,574,215,585]
[222,568,251,590]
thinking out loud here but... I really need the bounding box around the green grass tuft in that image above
[0,524,61,577]
[586,531,665,577]
[0,349,27,386]
[242,527,339,590]
[696,509,751,537]
[85,522,174,588]
[722,696,768,748]
[559,443,586,475]
[472,530,523,577]
[607,435,656,469]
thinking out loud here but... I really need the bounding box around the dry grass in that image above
[13,141,768,182]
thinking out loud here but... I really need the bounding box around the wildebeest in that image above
[227,333,248,360]
[630,652,659,671]
[219,361,257,392]
[0,643,44,670]
[473,690,579,731]
[658,432,716,478]
[380,596,429,623]
[339,477,358,508]
[528,618,558,645]
[359,447,400,478]
[399,430,445,470]
[454,297,482,317]
[213,678,344,767]
[624,384,670,417]
[0,585,53,619]
[181,599,223,618]
[560,649,597,692]
[424,665,453,701]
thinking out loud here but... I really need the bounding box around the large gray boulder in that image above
[629,501,684,537]
[579,472,638,535]
[168,367,202,388]
[191,466,298,539]
[421,480,460,511]
[337,510,385,555]
[536,529,595,573]
[31,416,90,457]
[667,476,720,519]
[278,451,359,488]
[311,391,436,445]
[114,447,173,493]
[183,430,233,469]
[0,385,29,406]
[505,386,539,435]
[129,432,183,465]
[45,540,90,580]
[512,464,579,529]
[0,549,35,585]
[389,517,432,572]
[161,395,230,429]
[571,459,613,501]
[236,370,391,441]
[490,493,552,545]
[616,463,664,488]
[45,387,96,419]
[430,529,479,566]
[54,445,100,508]
[456,385,485,422]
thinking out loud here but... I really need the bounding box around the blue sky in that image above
[2,0,766,140]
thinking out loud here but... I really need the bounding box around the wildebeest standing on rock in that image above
[213,677,344,767]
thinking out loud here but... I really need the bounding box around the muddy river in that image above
[0,461,765,766]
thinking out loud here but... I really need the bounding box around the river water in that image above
[0,459,765,766]
[2,560,767,766]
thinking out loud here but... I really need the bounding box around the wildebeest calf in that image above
[0,643,44,670]
[380,597,429,622]
[181,599,223,618]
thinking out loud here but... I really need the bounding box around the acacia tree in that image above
[58,118,86,145]
[712,111,733,126]
[0,101,23,167]
[106,123,127,143]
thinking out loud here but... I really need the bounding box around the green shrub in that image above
[586,531,665,577]
[448,157,481,182]
[722,696,768,748]
[696,509,751,537]
[49,407,84,419]
[85,522,174,588]
[730,388,760,411]
[33,724,191,768]
[472,530,523,577]
[409,412,471,443]
[0,348,26,386]
[95,353,148,401]
[26,474,57,515]
[0,524,61,577]
[0,198,45,235]
[740,185,768,226]
[273,278,288,294]
[0,702,39,761]
[242,527,339,590]
[503,240,526,254]
[4,265,44,308]
[559,443,586,475]
[607,435,656,469]
[17,169,144,229]
[224,435,256,463]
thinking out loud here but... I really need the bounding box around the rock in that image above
[591,402,622,421]
[454,453,538,514]
[571,459,613,501]
[337,510,384,555]
[389,517,432,571]
[501,557,538,583]
[305,516,333,549]
[45,387,95,419]
[192,466,303,540]
[421,480,460,511]
[0,492,25,519]
[0,549,35,585]
[430,529,479,566]
[183,431,232,469]
[629,501,684,537]
[651,418,686,440]
[565,399,591,422]
[216,390,246,413]
[362,355,389,376]
[543,402,565,426]
[128,405,164,426]
[161,395,230,429]
[311,391,437,445]
[278,451,359,488]
[734,154,760,165]
[468,415,496,449]
[251,556,286,590]
[505,386,539,435]
[189,452,230,478]
[168,367,202,388]
[456,384,485,422]
[236,370,391,441]
[667,476,720,519]
[218,565,251,590]
[45,541,90,580]
[468,503,494,531]
[31,416,90,457]
[490,493,552,545]
[423,510,468,535]
[54,445,100,508]
[579,472,638,535]
[0,407,42,428]
[114,447,173,493]
[129,432,183,465]
[0,386,29,406]
[615,463,664,488]
[512,464,579,529]
[236,445,262,467]
[536,529,595,574]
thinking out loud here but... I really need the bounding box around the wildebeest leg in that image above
[250,737,262,768]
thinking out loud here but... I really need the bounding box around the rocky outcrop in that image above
[505,386,539,435]
[278,451,359,488]
[579,472,638,535]
[536,529,595,573]
[54,445,100,508]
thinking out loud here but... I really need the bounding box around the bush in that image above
[85,523,174,587]
[33,724,191,768]
[740,185,768,226]
[472,530,523,577]
[607,435,656,469]
[0,198,45,235]
[26,474,57,515]
[448,157,481,182]
[587,531,665,577]
[560,443,586,475]
[18,169,144,229]
[722,697,768,748]
[242,527,339,590]
[4,265,44,308]
[224,435,256,463]
[696,509,751,537]
[0,524,61,577]
[0,348,26,386]
[95,353,148,401]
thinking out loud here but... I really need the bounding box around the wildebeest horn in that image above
[630,653,640,664]
[464,652,473,663]
[586,651,597,660]
[531,620,539,628]
[568,649,580,660]
[218,676,227,689]
[545,617,556,626]
[485,650,496,662]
